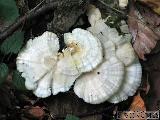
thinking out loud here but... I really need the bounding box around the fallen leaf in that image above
[0,0,24,54]
[128,2,160,60]
[121,94,146,120]
[27,106,45,119]
[130,93,146,111]
[12,70,26,91]
[137,3,160,26]
[65,114,80,120]
[138,0,160,15]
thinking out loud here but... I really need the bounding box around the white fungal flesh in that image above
[87,5,102,26]
[16,29,103,97]
[56,50,80,76]
[116,43,136,66]
[17,32,59,84]
[34,71,53,98]
[119,0,128,8]
[74,57,124,104]
[25,78,37,90]
[16,31,59,94]
[86,5,142,104]
[88,20,124,46]
[108,59,142,103]
[102,40,116,60]
[61,28,103,74]
[52,69,80,95]
[90,30,116,60]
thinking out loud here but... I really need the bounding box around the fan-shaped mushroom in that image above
[85,5,142,104]
[17,32,59,93]
[16,28,103,98]
[52,28,103,95]
[87,5,136,66]
[74,57,124,104]
[57,28,103,75]
[108,59,142,103]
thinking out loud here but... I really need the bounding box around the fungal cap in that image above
[74,57,124,104]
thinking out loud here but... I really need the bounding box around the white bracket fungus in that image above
[87,5,136,66]
[73,5,142,104]
[17,32,59,92]
[17,32,59,97]
[74,57,124,104]
[62,28,103,73]
[108,59,142,103]
[16,28,103,98]
[52,28,103,94]
[16,6,142,104]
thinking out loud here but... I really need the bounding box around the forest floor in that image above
[0,0,160,120]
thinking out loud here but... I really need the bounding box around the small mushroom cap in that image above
[87,4,102,26]
[58,28,103,75]
[74,57,124,104]
[108,59,142,103]
[16,31,59,90]
[87,6,124,46]
[119,0,128,8]
[88,19,124,46]
[116,42,136,66]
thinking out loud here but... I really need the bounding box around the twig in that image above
[0,2,55,42]
[98,0,125,15]
[98,0,156,35]
[50,104,115,119]
[28,0,46,13]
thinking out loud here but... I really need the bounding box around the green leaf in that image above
[0,0,19,23]
[0,31,24,55]
[0,0,24,55]
[12,70,26,91]
[0,63,9,85]
[65,115,80,120]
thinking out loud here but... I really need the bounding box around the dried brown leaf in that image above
[128,3,160,60]
[138,3,160,26]
[120,94,146,120]
[27,106,45,119]
[130,94,146,111]
[138,0,160,15]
